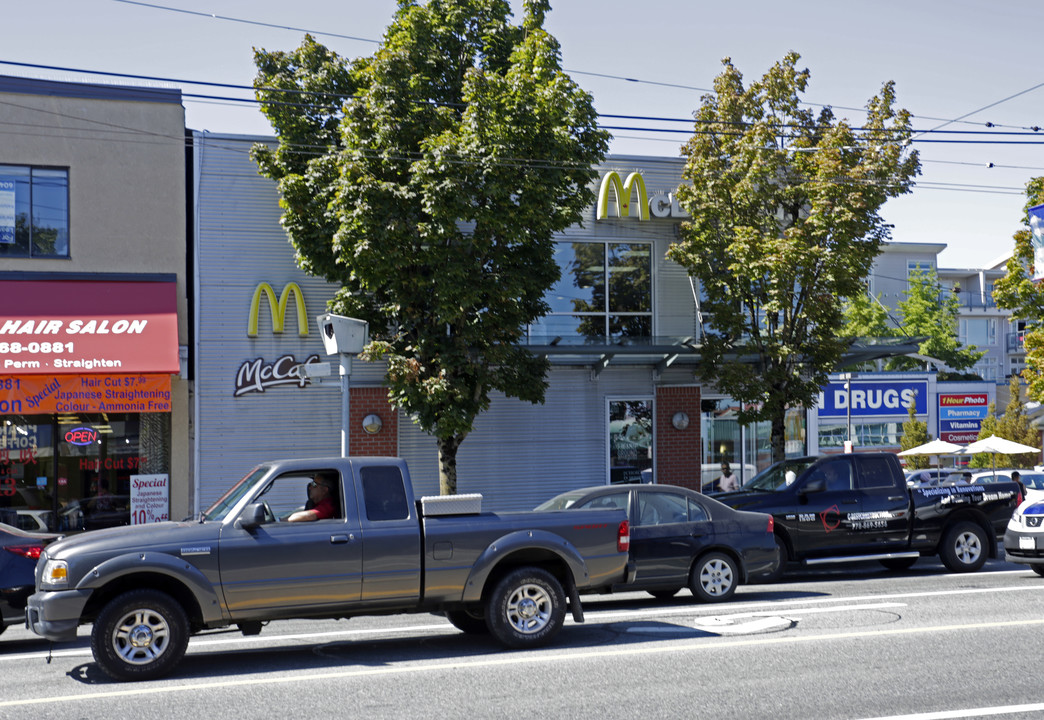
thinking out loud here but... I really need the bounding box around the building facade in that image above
[0,76,190,531]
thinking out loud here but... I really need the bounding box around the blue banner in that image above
[818,380,927,417]
[940,405,989,420]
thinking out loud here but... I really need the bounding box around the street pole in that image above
[340,354,352,458]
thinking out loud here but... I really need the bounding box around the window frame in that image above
[0,164,70,259]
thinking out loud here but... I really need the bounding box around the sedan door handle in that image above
[331,534,349,544]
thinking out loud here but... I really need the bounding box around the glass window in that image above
[0,413,171,532]
[577,492,629,512]
[960,318,997,347]
[0,165,69,258]
[857,456,896,489]
[636,491,688,526]
[361,466,409,521]
[687,498,710,522]
[609,400,652,484]
[531,241,652,340]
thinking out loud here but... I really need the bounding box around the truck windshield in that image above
[745,457,819,491]
[200,466,271,521]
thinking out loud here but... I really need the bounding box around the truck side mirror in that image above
[238,503,267,530]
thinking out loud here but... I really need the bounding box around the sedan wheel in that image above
[690,552,738,602]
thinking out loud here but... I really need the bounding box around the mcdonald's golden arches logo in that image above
[248,282,309,337]
[597,171,649,221]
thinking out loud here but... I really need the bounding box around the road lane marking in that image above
[858,703,1044,719]
[2,616,1043,709]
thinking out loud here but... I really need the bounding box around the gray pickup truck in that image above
[26,457,630,681]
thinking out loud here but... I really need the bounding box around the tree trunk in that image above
[437,435,462,495]
[770,411,787,464]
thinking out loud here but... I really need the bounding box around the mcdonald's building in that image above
[191,135,805,510]
[0,76,190,532]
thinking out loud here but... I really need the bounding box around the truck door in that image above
[855,454,911,550]
[356,464,422,606]
[218,470,362,618]
[791,457,864,557]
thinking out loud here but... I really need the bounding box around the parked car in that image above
[535,484,778,602]
[1004,497,1044,576]
[971,470,1044,502]
[1,522,60,637]
[904,468,964,487]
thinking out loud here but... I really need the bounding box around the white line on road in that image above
[2,616,1043,709]
[857,702,1044,719]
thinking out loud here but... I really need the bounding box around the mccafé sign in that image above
[236,281,316,397]
[596,171,689,221]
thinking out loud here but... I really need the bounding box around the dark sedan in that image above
[1,522,60,637]
[536,485,778,602]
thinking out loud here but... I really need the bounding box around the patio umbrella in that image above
[960,434,1041,479]
[897,439,964,456]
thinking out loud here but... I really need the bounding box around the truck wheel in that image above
[940,521,987,573]
[91,589,190,681]
[485,567,565,649]
[690,552,737,602]
[1032,566,1044,578]
[445,608,489,635]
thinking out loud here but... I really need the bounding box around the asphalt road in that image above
[2,556,1043,720]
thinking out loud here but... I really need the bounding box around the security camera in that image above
[316,314,369,356]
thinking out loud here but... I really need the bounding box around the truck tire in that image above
[939,521,988,573]
[485,567,565,649]
[1032,566,1044,578]
[689,552,737,602]
[445,608,489,635]
[91,589,190,681]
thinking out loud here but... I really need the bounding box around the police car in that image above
[1003,498,1044,577]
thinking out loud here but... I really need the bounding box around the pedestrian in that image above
[718,462,740,492]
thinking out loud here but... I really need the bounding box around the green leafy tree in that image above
[887,267,983,373]
[840,286,895,370]
[995,374,1040,468]
[993,178,1044,401]
[252,0,609,494]
[899,402,930,470]
[667,52,920,461]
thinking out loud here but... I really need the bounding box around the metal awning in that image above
[521,335,926,374]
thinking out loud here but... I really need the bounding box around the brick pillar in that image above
[347,387,398,456]
[655,385,701,492]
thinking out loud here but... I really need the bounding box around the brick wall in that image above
[655,385,701,491]
[348,387,398,456]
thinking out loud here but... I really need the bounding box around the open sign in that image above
[64,427,97,446]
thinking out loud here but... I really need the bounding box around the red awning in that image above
[0,279,179,375]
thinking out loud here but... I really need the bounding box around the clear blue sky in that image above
[6,0,1043,269]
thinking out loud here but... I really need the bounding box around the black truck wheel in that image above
[1033,566,1044,578]
[91,589,190,681]
[939,521,988,573]
[689,552,738,602]
[445,608,489,635]
[485,567,565,649]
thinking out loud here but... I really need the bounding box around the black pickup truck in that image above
[713,452,1022,580]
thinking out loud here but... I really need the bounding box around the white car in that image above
[904,468,964,487]
[971,470,1044,502]
[1004,497,1044,576]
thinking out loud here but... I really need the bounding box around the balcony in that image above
[952,290,996,309]
[1007,332,1026,353]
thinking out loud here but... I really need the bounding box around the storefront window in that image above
[608,400,652,484]
[0,413,170,532]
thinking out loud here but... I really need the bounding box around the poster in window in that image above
[130,473,169,524]
[0,179,15,244]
